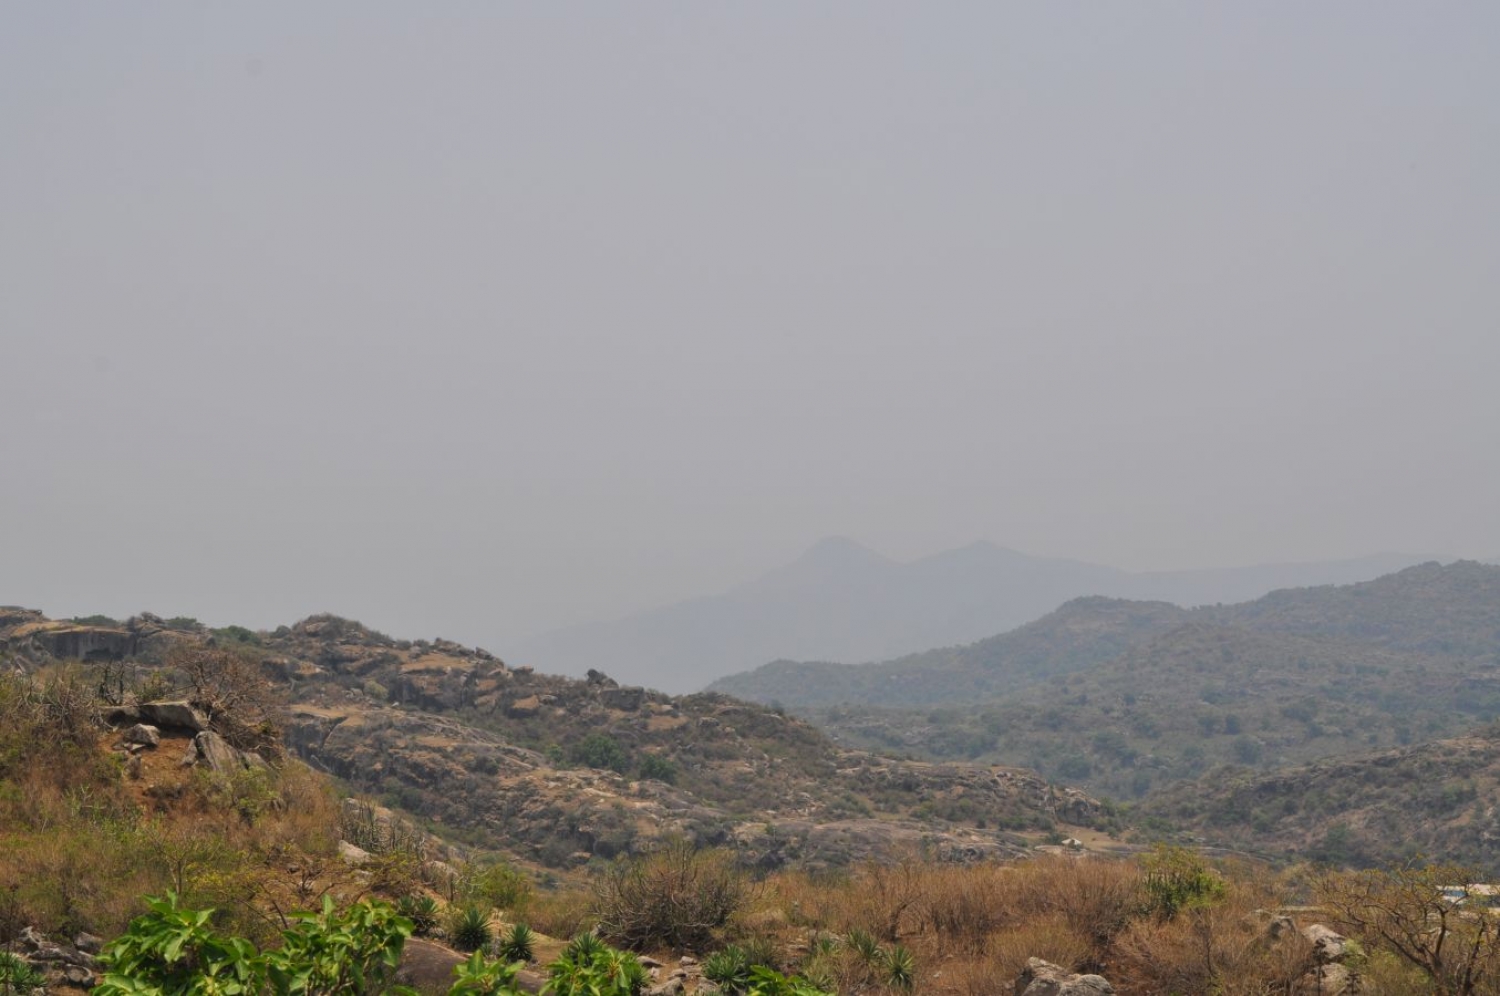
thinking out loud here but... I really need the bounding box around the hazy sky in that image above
[3,5,1497,649]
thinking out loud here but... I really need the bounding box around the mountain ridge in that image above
[517,539,1439,692]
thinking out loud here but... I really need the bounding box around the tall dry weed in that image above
[1111,885,1309,996]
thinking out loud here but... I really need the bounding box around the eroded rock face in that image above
[1013,958,1114,996]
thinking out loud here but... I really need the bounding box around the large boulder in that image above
[1014,958,1114,996]
[139,700,210,732]
[1301,924,1349,964]
[181,731,266,774]
[125,723,161,747]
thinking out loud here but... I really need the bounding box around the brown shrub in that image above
[528,888,596,940]
[1111,883,1309,996]
[977,913,1095,990]
[914,863,1014,956]
[593,841,754,951]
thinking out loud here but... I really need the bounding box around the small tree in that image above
[1317,863,1500,995]
[169,647,286,760]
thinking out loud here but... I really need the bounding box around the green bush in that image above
[741,966,833,996]
[94,892,525,996]
[457,860,532,914]
[544,936,646,996]
[95,892,410,995]
[450,950,525,996]
[637,755,677,784]
[1141,845,1225,919]
[212,626,262,647]
[569,735,630,774]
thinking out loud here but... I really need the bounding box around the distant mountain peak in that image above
[799,536,889,564]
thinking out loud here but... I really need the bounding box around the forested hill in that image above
[711,561,1500,709]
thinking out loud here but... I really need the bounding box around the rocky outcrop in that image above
[11,925,100,990]
[8,605,1118,873]
[1297,924,1360,994]
[1014,958,1114,995]
[1301,923,1349,964]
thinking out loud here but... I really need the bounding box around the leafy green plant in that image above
[94,891,525,996]
[495,922,535,964]
[845,929,882,965]
[449,906,494,953]
[742,966,833,996]
[545,935,645,996]
[262,895,412,994]
[0,952,47,996]
[95,891,263,996]
[738,935,781,972]
[449,950,525,996]
[560,933,606,964]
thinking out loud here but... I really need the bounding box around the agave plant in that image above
[396,894,441,937]
[845,928,882,966]
[449,905,495,952]
[702,945,752,992]
[561,932,607,963]
[883,944,916,991]
[496,921,536,963]
[0,953,46,996]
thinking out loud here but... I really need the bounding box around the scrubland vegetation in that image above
[9,598,1500,994]
[8,654,1500,996]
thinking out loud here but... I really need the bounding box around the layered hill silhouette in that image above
[712,562,1500,801]
[517,537,1430,692]
[713,560,1500,706]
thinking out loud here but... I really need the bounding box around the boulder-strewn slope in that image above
[0,608,1114,871]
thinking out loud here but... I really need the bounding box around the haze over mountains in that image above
[711,561,1500,808]
[517,537,1434,692]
